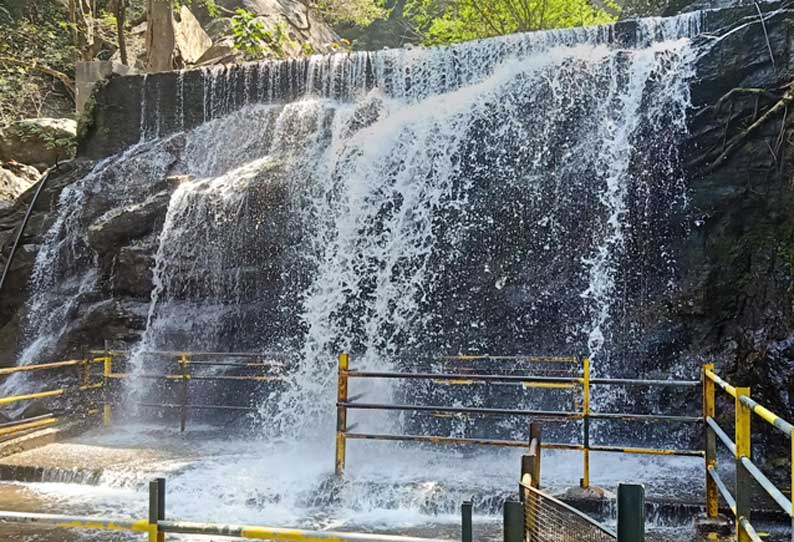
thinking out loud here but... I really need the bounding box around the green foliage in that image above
[230,9,297,60]
[315,0,388,26]
[175,0,220,18]
[14,121,77,157]
[405,0,620,45]
[0,2,76,126]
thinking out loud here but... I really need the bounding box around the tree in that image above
[405,0,619,45]
[110,0,128,65]
[145,0,175,71]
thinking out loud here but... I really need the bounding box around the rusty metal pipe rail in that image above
[106,373,279,382]
[435,355,578,362]
[344,431,584,449]
[589,412,701,423]
[590,377,700,388]
[90,349,287,359]
[339,401,583,419]
[346,370,582,385]
[133,402,257,412]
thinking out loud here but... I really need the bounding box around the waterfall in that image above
[15,14,700,439]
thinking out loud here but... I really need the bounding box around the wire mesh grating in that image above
[521,482,616,542]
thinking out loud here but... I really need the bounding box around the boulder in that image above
[196,38,242,65]
[0,162,38,210]
[86,190,171,254]
[0,118,77,171]
[175,6,213,65]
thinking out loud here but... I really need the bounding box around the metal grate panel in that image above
[521,482,616,542]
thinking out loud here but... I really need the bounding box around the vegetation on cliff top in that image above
[0,0,619,126]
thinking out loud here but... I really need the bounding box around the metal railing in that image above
[518,423,617,542]
[0,358,104,439]
[0,478,451,542]
[502,425,645,542]
[0,351,284,436]
[92,350,285,431]
[703,364,793,542]
[335,353,704,486]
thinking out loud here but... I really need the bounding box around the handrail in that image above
[706,416,736,456]
[0,509,449,542]
[0,382,101,405]
[704,368,736,397]
[436,355,578,362]
[336,353,704,487]
[347,370,582,384]
[737,394,794,437]
[0,359,90,376]
[703,364,794,542]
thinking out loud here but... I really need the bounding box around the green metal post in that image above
[617,484,645,542]
[461,501,472,542]
[503,500,523,542]
[149,478,165,542]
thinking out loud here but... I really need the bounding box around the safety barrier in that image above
[0,358,104,439]
[91,350,284,431]
[502,425,644,542]
[0,351,284,435]
[335,353,704,486]
[0,477,451,542]
[703,364,793,542]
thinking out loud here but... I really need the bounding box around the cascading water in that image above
[11,12,708,530]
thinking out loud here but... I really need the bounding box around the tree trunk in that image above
[112,0,128,65]
[145,0,175,72]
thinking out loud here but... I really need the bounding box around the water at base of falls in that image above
[9,12,706,530]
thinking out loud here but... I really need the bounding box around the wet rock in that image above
[110,244,155,299]
[0,118,77,170]
[87,190,171,254]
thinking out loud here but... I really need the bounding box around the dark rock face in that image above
[0,3,793,453]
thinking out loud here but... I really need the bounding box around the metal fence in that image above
[703,364,793,542]
[0,350,285,436]
[335,352,704,487]
[0,478,451,542]
[521,481,616,542]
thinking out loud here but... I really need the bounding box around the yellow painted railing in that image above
[703,365,793,542]
[0,358,104,438]
[334,353,704,488]
[0,478,449,542]
[0,351,284,436]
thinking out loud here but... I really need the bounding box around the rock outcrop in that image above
[0,163,38,211]
[0,119,77,171]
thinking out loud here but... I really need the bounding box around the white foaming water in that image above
[12,13,705,529]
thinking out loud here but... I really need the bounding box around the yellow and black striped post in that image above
[734,387,751,542]
[103,356,112,426]
[703,363,718,519]
[581,357,591,489]
[335,352,349,476]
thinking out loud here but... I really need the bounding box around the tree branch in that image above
[690,87,794,172]
[0,55,75,99]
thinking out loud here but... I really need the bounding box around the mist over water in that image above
[10,13,705,527]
